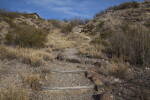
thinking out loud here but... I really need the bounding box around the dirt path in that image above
[39,48,99,100]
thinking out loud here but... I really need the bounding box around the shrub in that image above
[85,24,94,32]
[109,25,150,67]
[61,22,75,33]
[5,23,47,48]
[94,1,140,17]
[48,19,61,28]
[24,74,42,91]
[70,17,85,25]
[5,32,14,45]
[91,38,109,46]
[109,61,131,78]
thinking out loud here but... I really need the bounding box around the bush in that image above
[109,61,131,78]
[109,25,150,67]
[100,30,114,39]
[24,74,42,91]
[70,17,85,25]
[48,19,61,28]
[61,22,75,33]
[5,23,47,48]
[5,32,14,45]
[94,1,140,17]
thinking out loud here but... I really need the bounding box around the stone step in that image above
[43,85,94,91]
[51,70,86,74]
[39,89,95,100]
[44,73,93,87]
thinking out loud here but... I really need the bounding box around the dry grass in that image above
[24,74,42,91]
[78,44,105,59]
[0,46,54,66]
[46,30,76,50]
[0,87,30,100]
[108,61,132,78]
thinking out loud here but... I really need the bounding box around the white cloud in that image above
[28,0,91,17]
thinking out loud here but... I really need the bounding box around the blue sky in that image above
[0,0,144,20]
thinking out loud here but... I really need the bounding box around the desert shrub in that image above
[70,17,85,25]
[5,23,47,48]
[4,18,17,28]
[24,74,42,91]
[95,1,139,17]
[109,25,150,67]
[85,18,90,24]
[91,38,109,46]
[85,24,94,32]
[100,30,114,39]
[61,22,75,33]
[63,18,68,23]
[48,19,61,28]
[110,1,140,11]
[0,9,20,19]
[109,61,131,78]
[5,32,14,45]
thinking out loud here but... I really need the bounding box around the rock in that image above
[99,93,113,100]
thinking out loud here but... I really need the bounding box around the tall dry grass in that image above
[0,46,53,66]
[46,30,76,50]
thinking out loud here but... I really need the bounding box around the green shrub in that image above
[5,32,14,45]
[5,23,47,48]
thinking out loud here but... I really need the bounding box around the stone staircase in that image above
[37,48,101,100]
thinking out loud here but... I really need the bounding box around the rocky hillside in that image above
[0,1,149,100]
[82,1,150,67]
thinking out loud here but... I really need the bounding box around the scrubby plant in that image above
[94,1,140,18]
[24,74,42,91]
[48,19,61,28]
[5,32,14,45]
[70,17,85,25]
[109,61,131,78]
[5,22,47,48]
[61,22,75,33]
[100,30,114,39]
[109,24,150,67]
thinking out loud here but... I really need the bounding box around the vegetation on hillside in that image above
[95,1,140,17]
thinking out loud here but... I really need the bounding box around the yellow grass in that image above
[24,74,42,91]
[46,30,76,50]
[109,61,132,77]
[0,87,30,100]
[0,46,54,66]
[78,44,105,59]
